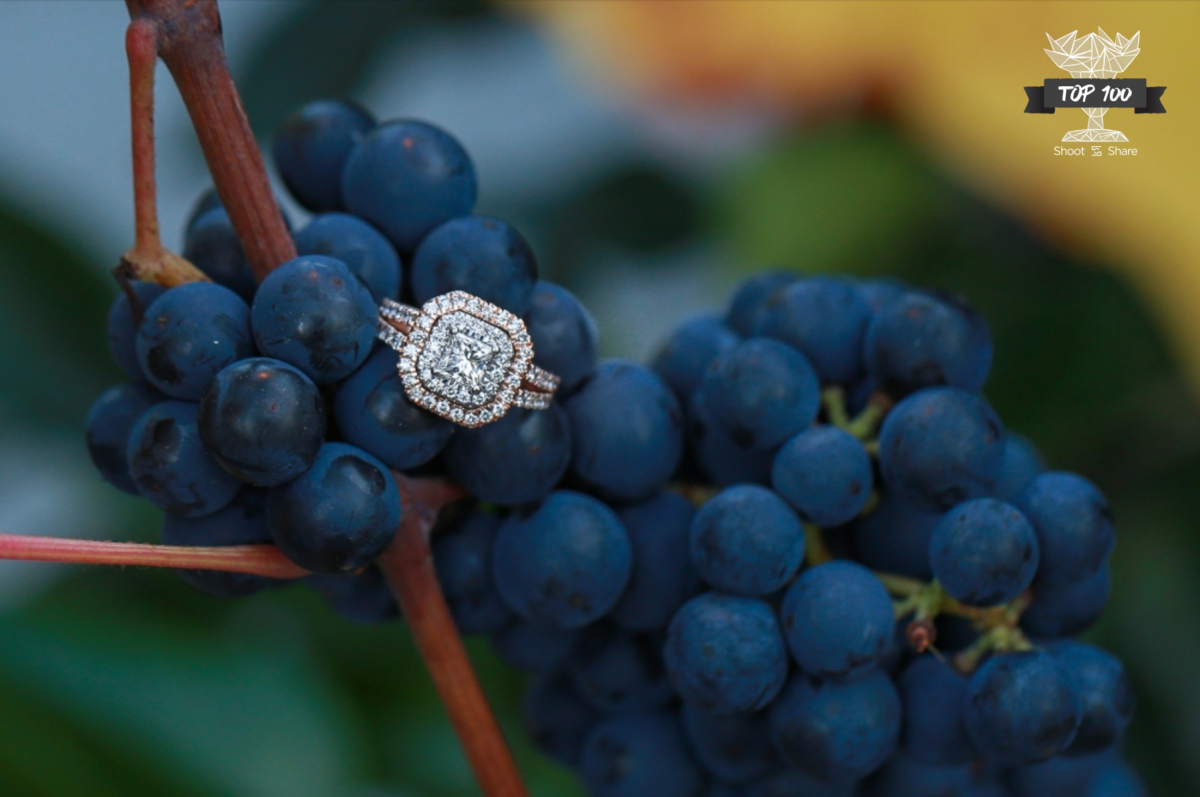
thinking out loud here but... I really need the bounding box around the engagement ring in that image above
[376,293,560,429]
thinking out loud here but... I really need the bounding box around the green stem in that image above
[821,387,851,429]
[804,523,835,566]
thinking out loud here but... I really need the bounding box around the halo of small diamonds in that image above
[379,292,543,428]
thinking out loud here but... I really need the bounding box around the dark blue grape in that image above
[251,255,377,384]
[929,498,1039,607]
[878,387,1005,511]
[1050,641,1135,756]
[1086,758,1147,797]
[859,278,908,314]
[1006,749,1113,797]
[699,338,820,451]
[522,669,601,767]
[992,433,1046,502]
[611,492,700,632]
[963,650,1081,765]
[432,510,512,636]
[184,187,222,236]
[267,442,401,573]
[491,618,581,673]
[1021,564,1110,639]
[273,98,375,212]
[307,565,400,624]
[664,592,787,714]
[565,360,684,503]
[136,283,254,400]
[411,215,537,316]
[652,313,740,404]
[183,208,257,302]
[742,768,857,797]
[862,753,975,797]
[523,281,599,393]
[680,701,778,784]
[864,290,993,398]
[341,119,477,252]
[107,281,166,380]
[769,669,901,782]
[701,785,740,797]
[492,490,631,627]
[686,390,775,487]
[897,655,978,766]
[757,276,872,385]
[580,713,705,797]
[127,400,241,516]
[294,212,402,303]
[443,404,571,506]
[689,485,805,597]
[568,625,674,715]
[772,425,873,527]
[1014,471,1114,589]
[85,383,164,494]
[849,492,941,580]
[160,488,286,598]
[198,357,326,486]
[780,560,894,680]
[725,270,796,337]
[333,346,453,471]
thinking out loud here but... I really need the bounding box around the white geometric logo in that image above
[1045,29,1140,141]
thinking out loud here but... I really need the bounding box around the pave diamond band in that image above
[376,293,560,428]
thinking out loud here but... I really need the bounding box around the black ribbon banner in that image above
[1024,79,1166,114]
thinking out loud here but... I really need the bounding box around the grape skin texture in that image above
[341,119,477,252]
[411,215,538,316]
[107,281,166,380]
[928,498,1039,607]
[963,650,1082,765]
[664,592,788,714]
[293,212,402,304]
[126,400,241,517]
[523,281,600,393]
[492,490,632,628]
[565,360,684,503]
[199,357,327,487]
[878,387,1005,511]
[136,282,254,400]
[780,561,895,680]
[273,98,375,213]
[333,346,453,471]
[768,669,901,782]
[251,255,377,384]
[267,442,401,573]
[689,484,805,597]
[86,382,164,495]
[580,712,705,797]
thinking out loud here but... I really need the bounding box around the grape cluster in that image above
[84,99,1143,797]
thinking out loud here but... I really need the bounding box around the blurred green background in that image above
[0,1,1195,795]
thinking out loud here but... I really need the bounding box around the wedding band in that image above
[376,292,560,429]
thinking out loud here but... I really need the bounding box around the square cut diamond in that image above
[417,311,514,408]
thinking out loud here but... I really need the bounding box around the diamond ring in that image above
[376,293,560,429]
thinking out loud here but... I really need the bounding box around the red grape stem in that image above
[120,14,209,287]
[124,0,296,282]
[0,533,308,578]
[380,474,531,797]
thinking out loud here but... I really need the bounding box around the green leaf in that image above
[0,201,121,428]
[0,608,367,797]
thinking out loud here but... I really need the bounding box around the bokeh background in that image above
[0,1,1197,795]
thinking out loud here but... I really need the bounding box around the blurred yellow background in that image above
[529,0,1200,388]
